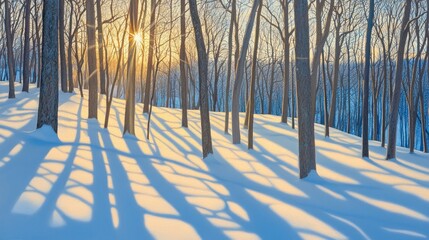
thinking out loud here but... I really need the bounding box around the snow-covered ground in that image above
[0,82,428,240]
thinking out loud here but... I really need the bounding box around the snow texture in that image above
[0,83,428,240]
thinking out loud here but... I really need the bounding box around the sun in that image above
[133,32,143,45]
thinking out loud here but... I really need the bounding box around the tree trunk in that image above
[386,0,412,160]
[96,0,106,94]
[22,0,32,92]
[35,0,42,88]
[224,0,237,134]
[143,0,157,113]
[281,0,290,124]
[346,42,351,133]
[105,16,128,129]
[291,63,295,129]
[188,0,214,158]
[294,0,316,179]
[180,0,188,127]
[59,0,67,92]
[37,0,59,133]
[231,0,260,144]
[362,0,375,158]
[67,1,74,93]
[329,22,341,128]
[322,51,329,137]
[5,0,15,98]
[165,0,173,108]
[123,0,139,135]
[86,0,99,119]
[248,0,262,150]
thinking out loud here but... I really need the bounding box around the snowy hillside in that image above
[0,83,428,240]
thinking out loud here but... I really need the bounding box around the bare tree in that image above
[180,0,188,127]
[248,0,263,149]
[362,0,375,158]
[22,0,31,92]
[123,0,139,135]
[143,0,158,113]
[37,0,59,133]
[96,0,106,94]
[294,0,316,178]
[222,0,237,134]
[188,0,213,158]
[231,0,261,144]
[86,0,99,119]
[386,0,412,160]
[4,0,15,98]
[59,0,68,92]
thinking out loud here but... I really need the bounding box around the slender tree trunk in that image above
[5,0,15,98]
[37,0,59,133]
[180,0,188,127]
[329,23,341,128]
[347,42,351,134]
[165,0,173,108]
[188,0,214,158]
[421,9,429,152]
[310,0,335,117]
[268,60,275,115]
[386,0,412,160]
[123,0,139,135]
[59,0,67,92]
[67,1,74,93]
[419,75,428,152]
[105,17,128,129]
[22,0,32,92]
[381,48,388,147]
[35,0,42,88]
[294,0,316,178]
[291,63,295,129]
[231,0,260,144]
[143,0,157,113]
[86,0,99,119]
[322,51,330,137]
[96,0,106,94]
[281,0,290,124]
[248,0,262,150]
[362,0,375,158]
[224,0,237,134]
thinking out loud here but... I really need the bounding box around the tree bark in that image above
[188,0,214,158]
[322,51,330,137]
[22,0,32,92]
[280,0,290,124]
[59,0,67,92]
[143,0,157,113]
[96,0,106,94]
[248,0,262,150]
[294,0,316,179]
[386,0,412,160]
[224,0,237,134]
[123,0,139,136]
[5,0,15,98]
[362,0,375,158]
[37,0,59,133]
[329,21,341,129]
[180,0,188,127]
[86,0,99,119]
[231,0,260,144]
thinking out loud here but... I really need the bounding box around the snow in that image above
[0,82,428,240]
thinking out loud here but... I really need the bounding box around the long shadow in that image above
[97,125,153,239]
[131,110,303,239]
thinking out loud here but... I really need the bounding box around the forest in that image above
[0,0,428,239]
